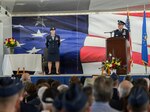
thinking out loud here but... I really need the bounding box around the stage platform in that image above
[30,74,149,85]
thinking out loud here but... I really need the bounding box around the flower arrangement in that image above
[4,37,18,48]
[102,53,121,74]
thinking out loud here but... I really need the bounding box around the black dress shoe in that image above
[48,73,52,75]
[56,72,60,75]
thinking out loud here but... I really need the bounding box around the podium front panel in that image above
[106,37,130,75]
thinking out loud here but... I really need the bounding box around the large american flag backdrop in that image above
[12,12,150,74]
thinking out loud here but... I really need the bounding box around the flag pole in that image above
[145,63,147,74]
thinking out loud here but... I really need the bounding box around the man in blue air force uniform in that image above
[114,20,129,40]
[45,27,60,74]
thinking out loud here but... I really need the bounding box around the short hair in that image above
[24,82,36,95]
[134,78,148,90]
[128,103,149,112]
[42,88,59,104]
[69,76,81,85]
[63,84,88,112]
[118,80,133,98]
[128,86,149,112]
[83,86,92,96]
[93,76,113,102]
[51,80,61,89]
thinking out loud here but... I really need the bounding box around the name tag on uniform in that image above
[55,37,58,40]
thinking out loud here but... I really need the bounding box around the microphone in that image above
[104,30,115,34]
[104,30,115,37]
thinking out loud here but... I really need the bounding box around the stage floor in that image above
[30,74,149,85]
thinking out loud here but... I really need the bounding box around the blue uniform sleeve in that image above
[45,36,49,48]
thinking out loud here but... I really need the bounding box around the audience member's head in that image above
[57,84,69,93]
[63,84,89,112]
[127,86,149,112]
[24,82,36,95]
[42,88,59,112]
[83,86,93,106]
[0,77,24,112]
[69,76,81,85]
[83,78,94,87]
[118,80,133,98]
[134,78,148,90]
[47,78,55,86]
[38,86,48,102]
[51,80,61,89]
[21,73,31,84]
[93,76,113,102]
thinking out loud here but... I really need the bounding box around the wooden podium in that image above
[106,37,130,75]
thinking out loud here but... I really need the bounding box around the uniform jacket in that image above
[45,35,60,53]
[114,28,129,40]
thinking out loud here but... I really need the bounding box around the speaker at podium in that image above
[106,37,130,75]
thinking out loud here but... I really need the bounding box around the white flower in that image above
[109,64,112,67]
[109,53,112,56]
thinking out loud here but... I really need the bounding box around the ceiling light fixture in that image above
[15,2,26,6]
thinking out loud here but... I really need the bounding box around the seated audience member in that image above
[83,86,93,106]
[41,88,59,112]
[63,84,90,112]
[134,78,148,91]
[110,73,120,100]
[29,86,48,111]
[0,77,24,112]
[28,81,50,109]
[91,76,118,112]
[127,86,149,112]
[110,80,133,111]
[24,82,37,103]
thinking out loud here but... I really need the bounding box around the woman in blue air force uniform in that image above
[45,27,60,74]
